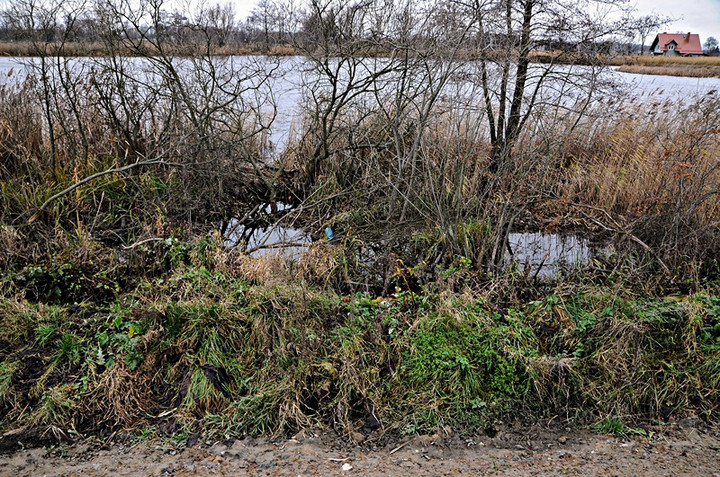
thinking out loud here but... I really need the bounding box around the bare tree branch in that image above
[30,159,182,221]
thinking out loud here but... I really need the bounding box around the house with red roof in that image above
[650,32,704,56]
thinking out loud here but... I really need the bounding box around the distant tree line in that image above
[0,0,303,52]
[0,0,671,56]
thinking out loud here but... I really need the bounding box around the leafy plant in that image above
[592,417,627,436]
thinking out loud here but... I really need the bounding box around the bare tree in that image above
[705,36,719,53]
[199,2,236,48]
[441,0,648,173]
[632,14,672,55]
[4,0,284,238]
[287,0,672,273]
[248,0,278,51]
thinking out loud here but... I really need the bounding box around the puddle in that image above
[224,221,311,259]
[223,203,312,259]
[504,232,598,278]
[223,208,602,276]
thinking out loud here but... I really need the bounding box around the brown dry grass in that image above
[563,116,720,220]
[530,51,720,77]
[612,55,720,78]
[619,55,720,66]
[558,97,720,270]
[617,64,720,78]
[267,45,298,56]
[0,40,296,58]
[0,41,108,57]
[231,253,292,284]
[89,364,156,427]
[0,226,24,265]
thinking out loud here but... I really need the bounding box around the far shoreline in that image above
[616,64,720,78]
[1,41,719,79]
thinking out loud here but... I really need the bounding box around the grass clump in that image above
[529,291,720,422]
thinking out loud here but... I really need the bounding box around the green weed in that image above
[58,333,81,364]
[399,307,536,424]
[33,385,76,425]
[592,417,627,436]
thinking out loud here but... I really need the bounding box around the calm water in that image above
[224,217,603,277]
[223,203,312,259]
[1,56,718,154]
[504,232,601,278]
[610,67,720,98]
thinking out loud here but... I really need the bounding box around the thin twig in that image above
[123,237,167,250]
[572,202,671,276]
[389,439,414,454]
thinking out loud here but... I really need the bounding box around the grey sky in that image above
[232,0,719,44]
[633,0,720,44]
[234,0,256,20]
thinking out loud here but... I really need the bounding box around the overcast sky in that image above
[232,0,720,44]
[234,0,255,19]
[633,0,720,44]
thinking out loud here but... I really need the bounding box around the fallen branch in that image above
[245,241,311,255]
[29,159,181,223]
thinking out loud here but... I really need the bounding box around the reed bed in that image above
[610,55,720,78]
[617,55,720,66]
[558,94,720,277]
[617,64,720,78]
[0,40,297,58]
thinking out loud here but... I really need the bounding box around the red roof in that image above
[651,33,703,55]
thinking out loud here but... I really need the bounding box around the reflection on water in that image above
[504,232,596,278]
[221,212,606,279]
[222,218,602,279]
[224,221,311,259]
[223,203,311,259]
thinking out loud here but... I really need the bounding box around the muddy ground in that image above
[2,422,719,476]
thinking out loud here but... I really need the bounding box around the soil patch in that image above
[1,424,719,476]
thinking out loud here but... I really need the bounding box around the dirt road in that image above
[2,424,719,476]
